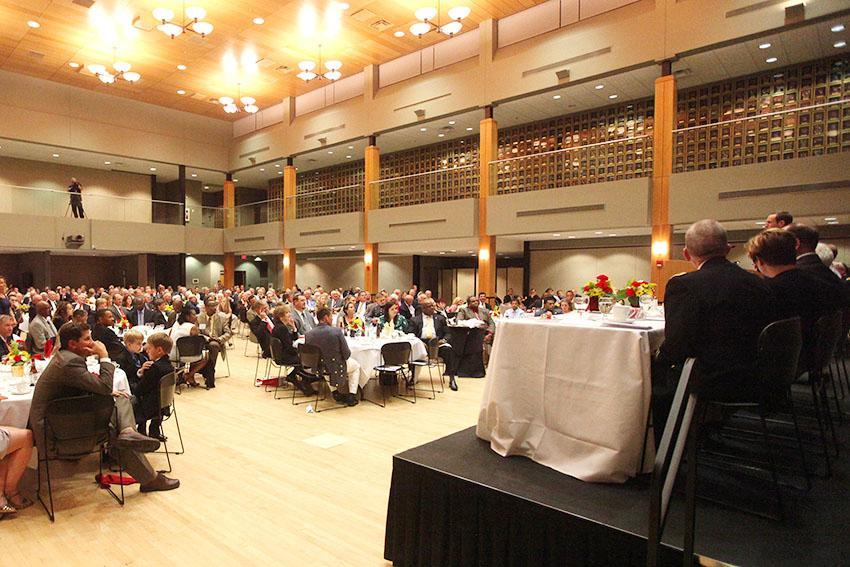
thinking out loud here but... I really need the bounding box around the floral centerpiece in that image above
[118,317,131,331]
[616,279,657,307]
[346,316,364,337]
[581,274,614,311]
[2,340,32,377]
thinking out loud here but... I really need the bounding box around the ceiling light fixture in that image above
[437,133,445,137]
[253,17,265,25]
[86,58,141,84]
[608,94,618,99]
[104,161,111,165]
[69,61,80,69]
[766,57,778,63]
[218,88,259,114]
[177,64,187,71]
[27,20,40,29]
[553,94,561,99]
[758,42,771,49]
[831,24,845,33]
[152,5,214,39]
[297,46,343,82]
[594,84,604,90]
[150,167,157,171]
[835,41,847,49]
[394,30,405,37]
[52,153,60,158]
[177,89,186,95]
[466,127,473,131]
[409,2,470,38]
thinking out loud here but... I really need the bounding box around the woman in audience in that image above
[248,301,274,358]
[52,300,73,330]
[379,301,409,334]
[559,298,574,314]
[0,425,34,516]
[446,297,464,314]
[270,304,316,395]
[168,306,207,387]
[337,301,361,334]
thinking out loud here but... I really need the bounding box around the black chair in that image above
[804,311,844,471]
[156,371,185,473]
[267,337,299,397]
[295,343,345,412]
[37,394,124,523]
[647,358,701,567]
[409,338,441,397]
[365,342,414,407]
[698,317,806,518]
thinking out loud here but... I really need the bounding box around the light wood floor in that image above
[3,332,487,565]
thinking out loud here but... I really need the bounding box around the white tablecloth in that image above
[0,361,129,429]
[476,312,665,483]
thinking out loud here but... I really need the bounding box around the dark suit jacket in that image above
[92,323,132,371]
[0,335,12,358]
[408,313,449,341]
[150,310,167,328]
[305,323,350,388]
[271,321,300,366]
[128,308,157,327]
[400,303,417,321]
[657,257,777,398]
[249,315,275,358]
[797,253,840,286]
[133,355,172,422]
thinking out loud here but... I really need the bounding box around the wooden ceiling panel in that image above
[0,0,546,120]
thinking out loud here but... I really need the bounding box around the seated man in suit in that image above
[291,294,316,336]
[0,314,16,358]
[150,299,168,327]
[197,298,233,389]
[305,308,360,406]
[652,219,776,444]
[27,301,57,355]
[91,308,131,370]
[133,332,174,440]
[745,228,844,371]
[30,322,178,492]
[166,297,183,328]
[128,297,156,327]
[409,298,459,391]
[400,294,417,321]
[534,296,563,317]
[786,224,841,285]
[457,295,496,367]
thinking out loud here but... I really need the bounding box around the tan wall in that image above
[284,213,363,249]
[368,199,479,242]
[224,222,284,253]
[185,226,224,255]
[0,71,230,171]
[296,255,413,291]
[530,246,651,291]
[0,156,153,220]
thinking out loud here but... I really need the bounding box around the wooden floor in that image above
[3,332,486,565]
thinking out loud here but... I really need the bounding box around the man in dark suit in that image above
[91,309,131,368]
[409,298,458,391]
[400,294,417,321]
[30,322,178,492]
[134,332,175,439]
[0,313,16,358]
[652,219,777,444]
[166,298,184,328]
[128,297,156,327]
[305,308,360,406]
[150,299,168,327]
[786,224,841,286]
[745,228,844,370]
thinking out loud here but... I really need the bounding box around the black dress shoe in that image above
[332,391,345,403]
[344,393,359,407]
[449,375,458,391]
[140,472,180,493]
[299,381,318,396]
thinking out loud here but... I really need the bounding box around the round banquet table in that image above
[318,335,429,388]
[0,360,130,429]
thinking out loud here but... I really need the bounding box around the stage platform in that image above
[384,426,850,566]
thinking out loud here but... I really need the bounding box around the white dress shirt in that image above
[421,314,436,339]
[502,307,525,319]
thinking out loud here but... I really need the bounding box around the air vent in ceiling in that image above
[28,50,45,59]
[351,8,378,22]
[276,65,291,73]
[673,67,692,78]
[72,0,95,7]
[189,92,207,100]
[371,19,393,32]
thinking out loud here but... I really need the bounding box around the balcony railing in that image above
[372,164,479,209]
[490,135,653,194]
[0,184,185,224]
[673,99,850,172]
[234,199,284,226]
[288,184,363,219]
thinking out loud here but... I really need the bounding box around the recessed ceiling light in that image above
[204,185,210,189]
[350,246,356,250]
[346,155,352,159]
[327,150,333,154]
[259,168,265,172]
[439,252,446,255]
[177,89,186,95]
[466,127,473,131]
[347,145,353,149]
[423,251,429,253]
[394,30,405,37]
[150,167,157,171]
[104,161,111,165]
[449,249,456,252]
[420,127,427,132]
[835,41,847,49]
[608,94,618,99]
[27,20,40,29]
[275,164,281,167]
[69,61,80,68]
[756,221,767,225]
[278,171,283,175]
[567,236,576,239]
[437,133,445,137]
[552,233,560,237]
[831,24,845,33]
[825,217,837,221]
[337,2,350,9]
[827,220,839,225]
[594,231,603,235]
[553,95,561,100]
[253,17,265,25]
[177,64,187,71]
[233,178,238,182]
[773,73,784,79]
[608,234,617,237]
[766,57,778,63]
[595,84,604,90]
[191,173,197,177]
[758,42,772,49]
[52,153,59,158]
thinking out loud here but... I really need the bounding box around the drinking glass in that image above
[639,294,654,316]
[573,295,589,318]
[598,297,614,317]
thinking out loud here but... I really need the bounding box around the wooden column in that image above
[282,157,297,290]
[477,107,497,296]
[364,135,380,292]
[650,67,677,288]
[222,173,235,288]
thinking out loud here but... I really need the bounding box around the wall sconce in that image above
[283,253,290,268]
[364,251,373,265]
[478,247,490,261]
[651,240,669,258]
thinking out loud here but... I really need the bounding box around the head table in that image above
[0,360,130,429]
[476,311,665,483]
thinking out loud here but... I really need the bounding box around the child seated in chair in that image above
[121,330,148,390]
[132,332,174,440]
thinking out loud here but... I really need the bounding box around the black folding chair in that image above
[268,337,297,396]
[294,343,345,412]
[37,394,124,523]
[156,371,185,473]
[805,311,845,471]
[409,338,440,398]
[364,342,414,407]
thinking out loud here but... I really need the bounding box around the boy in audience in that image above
[132,332,174,440]
[121,329,148,390]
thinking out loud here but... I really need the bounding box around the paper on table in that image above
[602,321,654,330]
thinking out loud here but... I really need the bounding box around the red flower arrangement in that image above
[582,274,614,298]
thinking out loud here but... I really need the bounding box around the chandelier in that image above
[87,61,140,84]
[152,4,214,39]
[409,3,470,37]
[297,45,342,82]
[218,85,259,114]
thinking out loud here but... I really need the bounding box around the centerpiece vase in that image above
[628,296,640,308]
[589,296,600,312]
[11,364,24,377]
